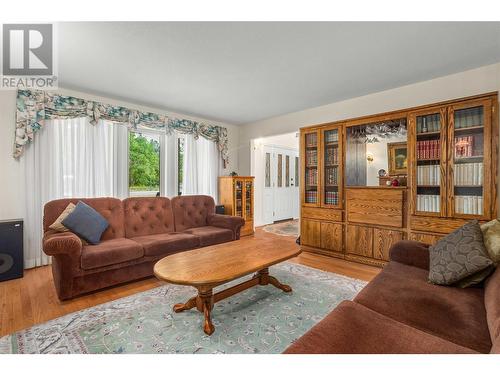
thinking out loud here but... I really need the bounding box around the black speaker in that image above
[0,219,24,282]
[215,205,225,214]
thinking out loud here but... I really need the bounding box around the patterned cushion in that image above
[428,220,493,287]
[49,203,75,232]
[480,219,500,264]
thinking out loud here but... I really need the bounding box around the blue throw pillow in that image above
[62,201,109,245]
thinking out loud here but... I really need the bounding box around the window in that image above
[177,136,185,195]
[129,131,161,197]
[265,152,271,188]
[295,156,299,187]
[277,153,283,187]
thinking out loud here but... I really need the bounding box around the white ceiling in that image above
[58,22,500,125]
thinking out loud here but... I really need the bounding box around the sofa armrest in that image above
[43,230,83,257]
[207,214,245,239]
[389,240,430,270]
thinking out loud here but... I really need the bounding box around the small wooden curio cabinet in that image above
[219,176,255,236]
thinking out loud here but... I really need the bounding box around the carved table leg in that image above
[173,295,197,313]
[257,268,292,293]
[198,288,215,335]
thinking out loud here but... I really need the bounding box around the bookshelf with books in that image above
[321,126,343,208]
[302,130,319,205]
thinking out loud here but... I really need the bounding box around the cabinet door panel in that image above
[302,130,320,206]
[409,232,442,246]
[320,222,343,253]
[346,225,373,257]
[373,229,403,261]
[301,219,321,248]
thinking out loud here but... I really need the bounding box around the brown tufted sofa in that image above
[42,195,245,300]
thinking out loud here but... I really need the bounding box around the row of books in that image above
[455,107,484,129]
[325,147,339,165]
[417,114,440,134]
[454,163,483,186]
[417,165,440,186]
[325,131,339,143]
[416,195,440,213]
[306,149,318,166]
[455,195,483,215]
[325,166,338,185]
[305,169,318,185]
[454,136,477,158]
[305,190,318,203]
[306,133,318,147]
[417,140,441,160]
[325,191,339,205]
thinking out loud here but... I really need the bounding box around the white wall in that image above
[238,63,500,175]
[0,88,240,221]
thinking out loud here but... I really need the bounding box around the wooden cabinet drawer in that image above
[409,232,443,246]
[301,219,321,248]
[346,224,373,258]
[302,207,342,222]
[320,222,343,253]
[373,228,404,261]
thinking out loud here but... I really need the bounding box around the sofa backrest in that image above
[43,198,124,240]
[171,195,215,232]
[484,266,500,353]
[123,197,175,238]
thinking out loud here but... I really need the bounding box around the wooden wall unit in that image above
[300,92,498,267]
[219,176,255,236]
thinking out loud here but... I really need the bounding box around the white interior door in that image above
[262,146,274,224]
[273,147,299,222]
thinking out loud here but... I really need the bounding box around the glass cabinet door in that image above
[411,108,446,216]
[322,127,342,208]
[234,179,243,218]
[449,100,492,219]
[245,179,253,221]
[303,131,319,205]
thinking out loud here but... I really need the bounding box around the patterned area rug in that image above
[263,220,299,237]
[0,263,365,354]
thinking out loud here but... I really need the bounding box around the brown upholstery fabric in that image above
[81,238,144,270]
[389,240,430,270]
[284,301,477,354]
[44,198,124,240]
[131,232,200,257]
[123,197,175,237]
[171,195,215,232]
[207,214,245,240]
[484,267,500,353]
[43,230,82,256]
[184,226,234,247]
[354,261,492,353]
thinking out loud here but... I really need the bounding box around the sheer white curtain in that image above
[23,118,128,268]
[182,134,222,200]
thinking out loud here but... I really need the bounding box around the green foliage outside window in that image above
[129,132,160,192]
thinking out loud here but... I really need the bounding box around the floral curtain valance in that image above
[14,89,229,166]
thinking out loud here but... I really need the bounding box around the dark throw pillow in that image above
[428,220,493,287]
[62,201,109,245]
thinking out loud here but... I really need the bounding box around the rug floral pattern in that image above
[0,263,366,354]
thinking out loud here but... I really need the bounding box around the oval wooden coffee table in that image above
[154,239,301,335]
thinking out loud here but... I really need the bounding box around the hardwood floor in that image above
[0,227,380,337]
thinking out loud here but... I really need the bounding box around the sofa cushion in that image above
[81,238,144,270]
[481,219,500,264]
[123,197,175,238]
[62,201,110,245]
[428,220,493,287]
[49,203,75,232]
[171,195,215,232]
[354,261,492,353]
[44,197,125,241]
[183,226,234,247]
[484,267,500,353]
[130,232,200,257]
[284,301,477,354]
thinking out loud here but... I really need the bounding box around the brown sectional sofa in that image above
[42,195,245,300]
[285,240,500,354]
